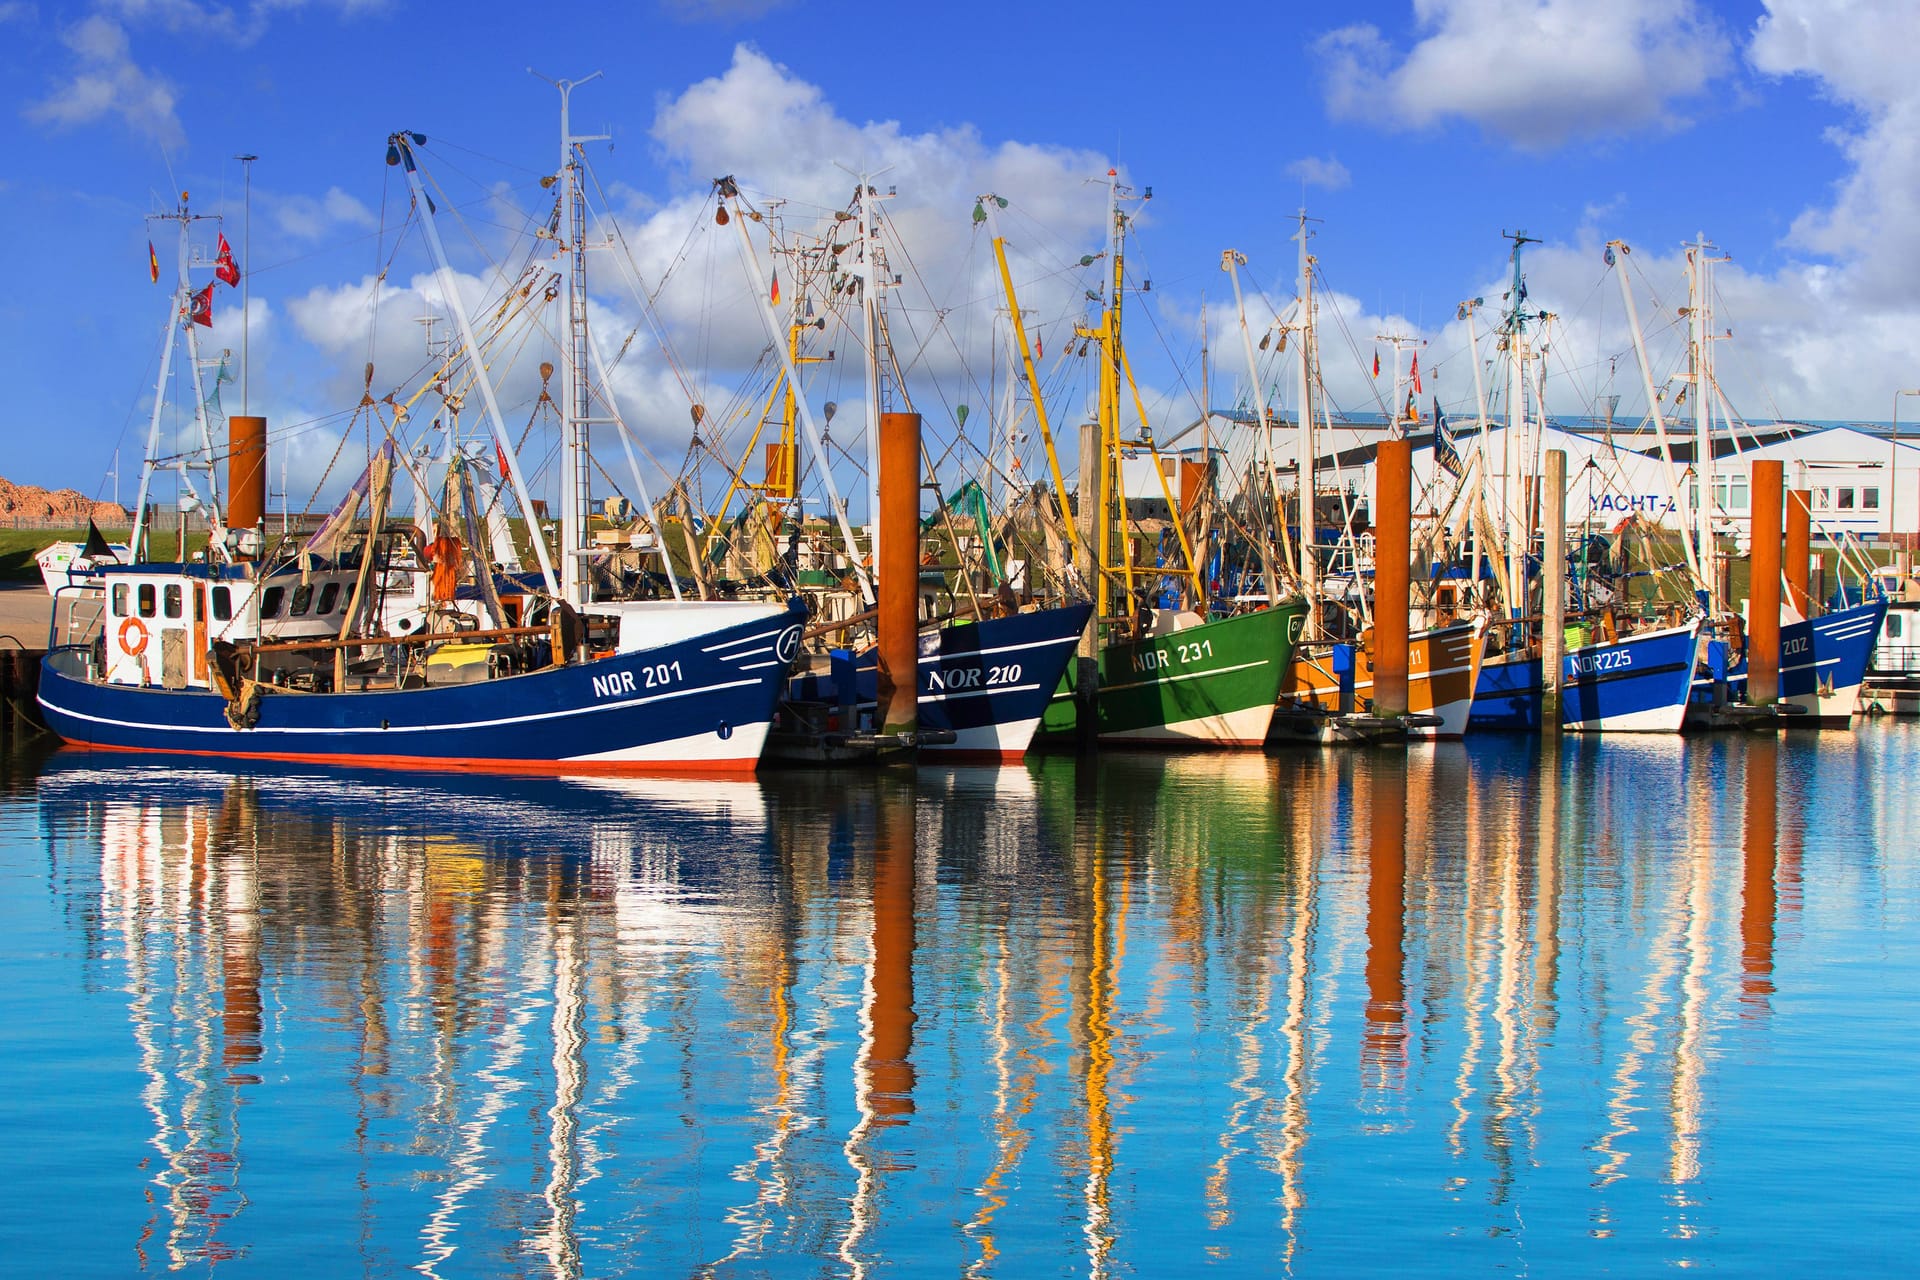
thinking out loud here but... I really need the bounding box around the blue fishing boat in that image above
[1561,617,1704,733]
[1468,649,1544,732]
[783,603,1093,761]
[38,571,807,773]
[1689,598,1887,728]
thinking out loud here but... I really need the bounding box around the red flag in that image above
[1372,349,1380,378]
[496,442,512,484]
[215,232,240,287]
[148,241,159,283]
[190,282,213,327]
[770,268,781,306]
[1036,333,1044,359]
[1411,352,1422,393]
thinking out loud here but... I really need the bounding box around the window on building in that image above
[1864,487,1881,510]
[163,585,182,619]
[259,586,285,618]
[1731,476,1750,511]
[211,586,232,621]
[1839,488,1856,510]
[111,584,128,617]
[1815,487,1832,509]
[137,584,156,618]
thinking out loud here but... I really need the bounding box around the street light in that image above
[1894,388,1920,574]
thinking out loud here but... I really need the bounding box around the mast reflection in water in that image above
[5,728,1917,1275]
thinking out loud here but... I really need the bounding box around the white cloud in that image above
[1749,0,1920,307]
[272,185,377,240]
[657,0,791,21]
[1318,0,1732,149]
[26,15,184,150]
[1284,155,1351,191]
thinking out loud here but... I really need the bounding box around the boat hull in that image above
[1039,604,1302,749]
[1278,621,1482,739]
[1561,619,1703,734]
[783,604,1094,762]
[1467,648,1544,732]
[1694,600,1887,728]
[37,600,808,774]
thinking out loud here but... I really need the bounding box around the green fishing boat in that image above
[1039,602,1303,746]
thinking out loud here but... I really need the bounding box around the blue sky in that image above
[3,0,1915,518]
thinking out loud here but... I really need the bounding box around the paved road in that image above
[0,582,83,650]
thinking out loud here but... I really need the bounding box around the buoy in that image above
[119,616,149,656]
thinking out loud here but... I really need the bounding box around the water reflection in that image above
[21,727,1915,1274]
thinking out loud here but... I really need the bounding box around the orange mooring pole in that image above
[1750,460,1784,705]
[866,778,917,1123]
[877,411,923,737]
[1373,439,1412,716]
[227,415,268,550]
[1785,488,1813,620]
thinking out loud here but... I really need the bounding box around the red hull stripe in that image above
[53,741,760,779]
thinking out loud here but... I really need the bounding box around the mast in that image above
[849,171,891,573]
[389,131,561,598]
[236,154,256,415]
[543,72,607,607]
[716,177,874,605]
[978,193,1083,566]
[1608,239,1703,588]
[1220,249,1284,611]
[1500,231,1539,620]
[1293,210,1319,636]
[1688,235,1723,619]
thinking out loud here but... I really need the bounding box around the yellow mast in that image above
[978,195,1083,566]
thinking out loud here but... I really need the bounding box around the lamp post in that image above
[1894,389,1920,576]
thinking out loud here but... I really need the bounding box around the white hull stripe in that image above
[41,675,760,738]
[704,626,790,654]
[920,681,1045,704]
[917,634,1081,665]
[1101,658,1270,697]
[566,721,769,764]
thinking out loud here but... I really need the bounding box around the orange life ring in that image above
[119,616,149,656]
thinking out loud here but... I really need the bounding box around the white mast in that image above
[1608,240,1703,588]
[1500,232,1539,619]
[1293,211,1318,636]
[718,178,874,605]
[1221,249,1285,608]
[390,131,561,598]
[1687,235,1723,618]
[540,71,607,607]
[845,169,892,573]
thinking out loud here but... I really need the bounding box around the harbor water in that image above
[1,727,1914,1275]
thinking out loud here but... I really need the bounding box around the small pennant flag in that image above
[1411,352,1422,394]
[496,442,512,484]
[770,268,781,307]
[189,282,214,327]
[1036,333,1044,359]
[148,241,160,283]
[215,232,240,287]
[1371,349,1380,378]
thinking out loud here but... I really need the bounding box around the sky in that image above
[4,0,1918,521]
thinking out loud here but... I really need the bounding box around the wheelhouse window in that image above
[317,582,340,614]
[163,585,182,619]
[290,583,314,616]
[260,586,285,617]
[111,584,128,617]
[1890,614,1905,640]
[211,586,232,621]
[137,584,156,618]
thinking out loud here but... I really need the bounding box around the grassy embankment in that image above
[0,529,211,581]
